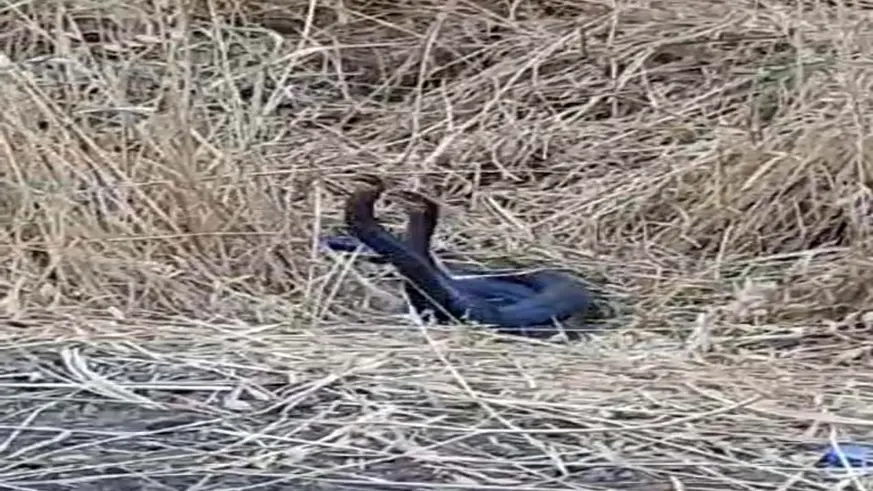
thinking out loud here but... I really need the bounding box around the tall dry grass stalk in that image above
[0,0,872,489]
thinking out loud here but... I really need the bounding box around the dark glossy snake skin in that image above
[397,190,586,314]
[327,181,591,334]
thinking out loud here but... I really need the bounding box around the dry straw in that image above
[1,0,872,489]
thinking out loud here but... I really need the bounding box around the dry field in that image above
[1,0,873,489]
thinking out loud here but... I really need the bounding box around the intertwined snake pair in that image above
[322,180,592,337]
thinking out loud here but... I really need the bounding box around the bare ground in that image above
[1,0,873,489]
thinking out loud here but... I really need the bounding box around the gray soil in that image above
[0,342,658,491]
[0,336,820,491]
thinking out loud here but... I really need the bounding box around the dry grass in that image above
[1,0,873,489]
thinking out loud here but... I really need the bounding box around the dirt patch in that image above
[1,0,872,489]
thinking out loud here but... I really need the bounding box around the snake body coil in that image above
[329,183,592,334]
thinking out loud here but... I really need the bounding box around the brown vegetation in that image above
[1,0,872,489]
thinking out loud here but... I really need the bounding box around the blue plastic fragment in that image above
[817,443,873,469]
[320,234,372,253]
[319,234,382,259]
